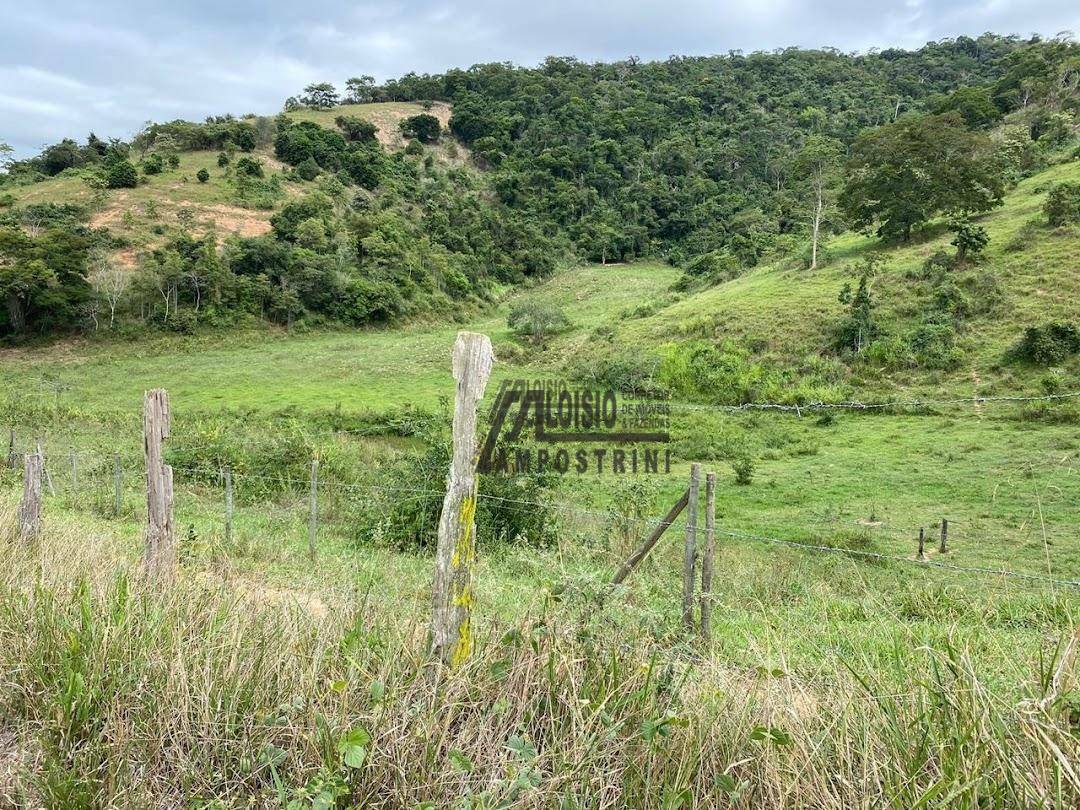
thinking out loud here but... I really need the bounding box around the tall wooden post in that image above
[939,519,948,554]
[6,429,15,469]
[18,452,42,543]
[682,463,701,630]
[430,332,494,667]
[700,472,716,641]
[308,459,318,561]
[37,440,55,497]
[143,389,175,580]
[224,465,234,542]
[917,527,926,561]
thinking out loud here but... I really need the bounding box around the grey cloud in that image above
[1,0,1077,157]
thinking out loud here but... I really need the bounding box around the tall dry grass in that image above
[0,511,1077,808]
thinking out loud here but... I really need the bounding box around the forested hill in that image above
[0,33,1077,343]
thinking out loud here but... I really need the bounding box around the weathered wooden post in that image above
[700,471,716,641]
[69,451,78,494]
[18,452,42,542]
[939,519,948,554]
[113,454,122,516]
[224,465,234,542]
[430,332,494,667]
[6,429,15,469]
[143,389,175,579]
[682,463,701,630]
[610,489,689,585]
[917,527,926,561]
[308,458,318,561]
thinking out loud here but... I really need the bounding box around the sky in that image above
[1,1,1077,158]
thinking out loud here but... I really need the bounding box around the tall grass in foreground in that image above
[0,520,1077,808]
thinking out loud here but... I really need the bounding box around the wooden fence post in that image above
[113,454,122,516]
[611,489,689,585]
[69,451,78,494]
[143,389,175,580]
[308,458,318,561]
[6,429,15,469]
[917,527,926,561]
[700,472,716,641]
[682,463,701,630]
[939,519,948,554]
[18,452,42,543]
[225,465,233,542]
[430,332,494,667]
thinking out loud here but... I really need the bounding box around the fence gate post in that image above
[700,471,716,641]
[143,389,175,580]
[682,463,701,630]
[430,332,494,667]
[18,452,42,543]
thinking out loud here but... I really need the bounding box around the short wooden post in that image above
[6,429,15,469]
[113,454,122,516]
[700,472,716,641]
[430,332,494,667]
[939,519,948,554]
[143,389,175,579]
[224,465,233,542]
[69,451,78,494]
[917,527,926,561]
[18,452,42,542]
[307,459,318,561]
[611,489,689,585]
[37,440,55,497]
[682,463,701,630]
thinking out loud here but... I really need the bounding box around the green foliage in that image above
[196,168,210,184]
[141,152,164,175]
[296,157,321,182]
[1010,322,1080,365]
[335,115,378,143]
[104,159,138,189]
[234,156,264,178]
[835,258,880,355]
[1043,182,1080,226]
[399,114,441,144]
[507,301,570,344]
[948,216,989,262]
[840,112,1004,241]
[0,225,93,336]
[930,86,1002,128]
[300,82,339,110]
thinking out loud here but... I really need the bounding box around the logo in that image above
[478,379,671,475]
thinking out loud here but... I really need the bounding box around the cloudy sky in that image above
[1,1,1077,158]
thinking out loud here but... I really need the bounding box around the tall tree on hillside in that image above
[300,83,339,110]
[794,135,844,269]
[0,142,12,169]
[839,112,1004,242]
[344,76,376,104]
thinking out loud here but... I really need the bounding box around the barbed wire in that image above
[670,389,1080,414]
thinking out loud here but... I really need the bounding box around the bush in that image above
[216,152,229,168]
[235,156,265,178]
[142,153,164,175]
[1011,322,1080,365]
[296,157,320,181]
[507,302,570,344]
[335,115,378,143]
[105,160,138,189]
[1044,183,1080,227]
[404,140,424,156]
[400,114,441,144]
[196,168,210,183]
[732,455,755,485]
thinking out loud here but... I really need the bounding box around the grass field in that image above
[0,159,1078,805]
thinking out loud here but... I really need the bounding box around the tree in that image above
[105,159,138,189]
[89,257,126,329]
[400,114,441,144]
[835,257,881,354]
[1044,182,1080,226]
[948,216,989,263]
[507,302,570,345]
[794,135,843,270]
[335,115,378,142]
[196,168,210,183]
[840,112,1004,242]
[344,76,376,104]
[300,83,339,110]
[931,87,1002,128]
[0,142,12,169]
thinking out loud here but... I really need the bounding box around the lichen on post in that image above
[430,332,494,667]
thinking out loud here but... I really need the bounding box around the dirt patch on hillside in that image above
[369,102,453,148]
[193,204,273,239]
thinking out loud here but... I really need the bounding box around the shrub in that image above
[296,157,320,181]
[1044,183,1080,227]
[235,156,265,178]
[1011,322,1080,365]
[948,217,989,263]
[404,140,424,156]
[196,168,209,183]
[335,115,378,143]
[142,153,164,175]
[216,152,229,168]
[400,114,441,144]
[507,302,570,344]
[732,454,755,485]
[105,160,138,189]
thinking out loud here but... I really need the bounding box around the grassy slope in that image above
[620,159,1080,395]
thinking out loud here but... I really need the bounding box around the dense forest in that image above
[0,33,1077,341]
